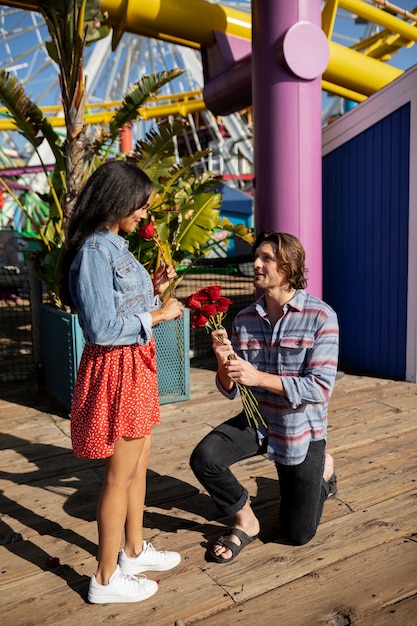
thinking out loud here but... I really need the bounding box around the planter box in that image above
[155,309,190,406]
[41,305,190,410]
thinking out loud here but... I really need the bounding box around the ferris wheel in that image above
[0,0,417,222]
[0,0,254,203]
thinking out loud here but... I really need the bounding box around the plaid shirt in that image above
[216,290,339,465]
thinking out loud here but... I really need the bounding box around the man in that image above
[190,231,339,563]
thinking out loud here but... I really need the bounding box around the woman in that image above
[60,161,183,604]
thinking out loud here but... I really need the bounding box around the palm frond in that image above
[174,191,223,254]
[134,118,186,181]
[105,70,184,146]
[158,150,212,199]
[0,70,64,169]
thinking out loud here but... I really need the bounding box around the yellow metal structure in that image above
[0,0,416,124]
[0,91,206,131]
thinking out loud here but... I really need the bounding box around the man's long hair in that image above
[252,231,307,290]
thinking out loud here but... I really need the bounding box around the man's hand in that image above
[225,355,263,387]
[211,329,234,363]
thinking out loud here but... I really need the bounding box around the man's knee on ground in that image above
[287,527,316,546]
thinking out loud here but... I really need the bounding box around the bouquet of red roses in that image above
[185,285,232,330]
[185,285,266,430]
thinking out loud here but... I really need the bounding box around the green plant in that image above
[129,119,253,282]
[0,0,254,308]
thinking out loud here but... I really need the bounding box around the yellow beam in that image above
[350,7,417,61]
[338,0,417,42]
[0,90,206,130]
[326,40,403,96]
[1,0,416,45]
[0,0,413,104]
[321,81,367,102]
[102,0,251,48]
[322,0,339,40]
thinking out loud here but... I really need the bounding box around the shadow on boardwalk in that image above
[1,366,417,625]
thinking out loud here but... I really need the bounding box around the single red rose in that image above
[137,222,156,240]
[184,294,202,310]
[193,288,210,304]
[217,296,233,312]
[201,303,218,317]
[206,285,222,300]
[191,311,209,328]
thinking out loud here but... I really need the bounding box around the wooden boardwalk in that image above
[1,365,417,625]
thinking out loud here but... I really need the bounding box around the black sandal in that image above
[210,527,259,564]
[327,473,338,497]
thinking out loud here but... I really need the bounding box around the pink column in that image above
[252,0,329,297]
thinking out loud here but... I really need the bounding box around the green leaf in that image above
[0,70,64,170]
[105,70,184,146]
[134,118,186,181]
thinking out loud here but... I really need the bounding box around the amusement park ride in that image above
[0,0,416,295]
[0,0,416,174]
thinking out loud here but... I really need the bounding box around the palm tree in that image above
[0,0,253,305]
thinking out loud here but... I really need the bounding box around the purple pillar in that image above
[252,0,329,297]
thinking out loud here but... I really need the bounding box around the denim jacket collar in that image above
[99,228,129,251]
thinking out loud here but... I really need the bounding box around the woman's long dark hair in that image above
[59,161,153,308]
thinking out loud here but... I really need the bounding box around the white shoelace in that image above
[114,570,147,586]
[144,542,158,554]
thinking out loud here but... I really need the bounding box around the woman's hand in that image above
[153,263,177,296]
[150,296,184,325]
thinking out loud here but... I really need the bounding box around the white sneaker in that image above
[118,540,181,575]
[88,565,158,604]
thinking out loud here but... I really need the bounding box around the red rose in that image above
[201,303,218,317]
[193,288,210,303]
[217,296,233,312]
[206,285,222,300]
[185,285,233,330]
[137,222,156,240]
[191,311,209,328]
[184,294,202,310]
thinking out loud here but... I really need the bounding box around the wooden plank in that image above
[198,491,417,600]
[190,538,417,626]
[327,408,417,455]
[0,447,100,483]
[0,467,103,540]
[0,561,233,626]
[354,593,417,625]
[0,416,71,451]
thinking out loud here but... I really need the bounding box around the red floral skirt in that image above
[70,338,160,459]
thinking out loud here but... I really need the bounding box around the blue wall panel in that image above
[323,103,410,379]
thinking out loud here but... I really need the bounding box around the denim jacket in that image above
[69,229,161,346]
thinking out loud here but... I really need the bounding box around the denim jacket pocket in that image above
[113,257,141,293]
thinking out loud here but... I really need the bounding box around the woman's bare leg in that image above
[123,435,152,557]
[95,437,146,585]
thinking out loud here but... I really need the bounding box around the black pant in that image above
[190,412,329,546]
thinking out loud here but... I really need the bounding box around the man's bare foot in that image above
[212,502,260,561]
[323,451,338,497]
[323,452,334,483]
